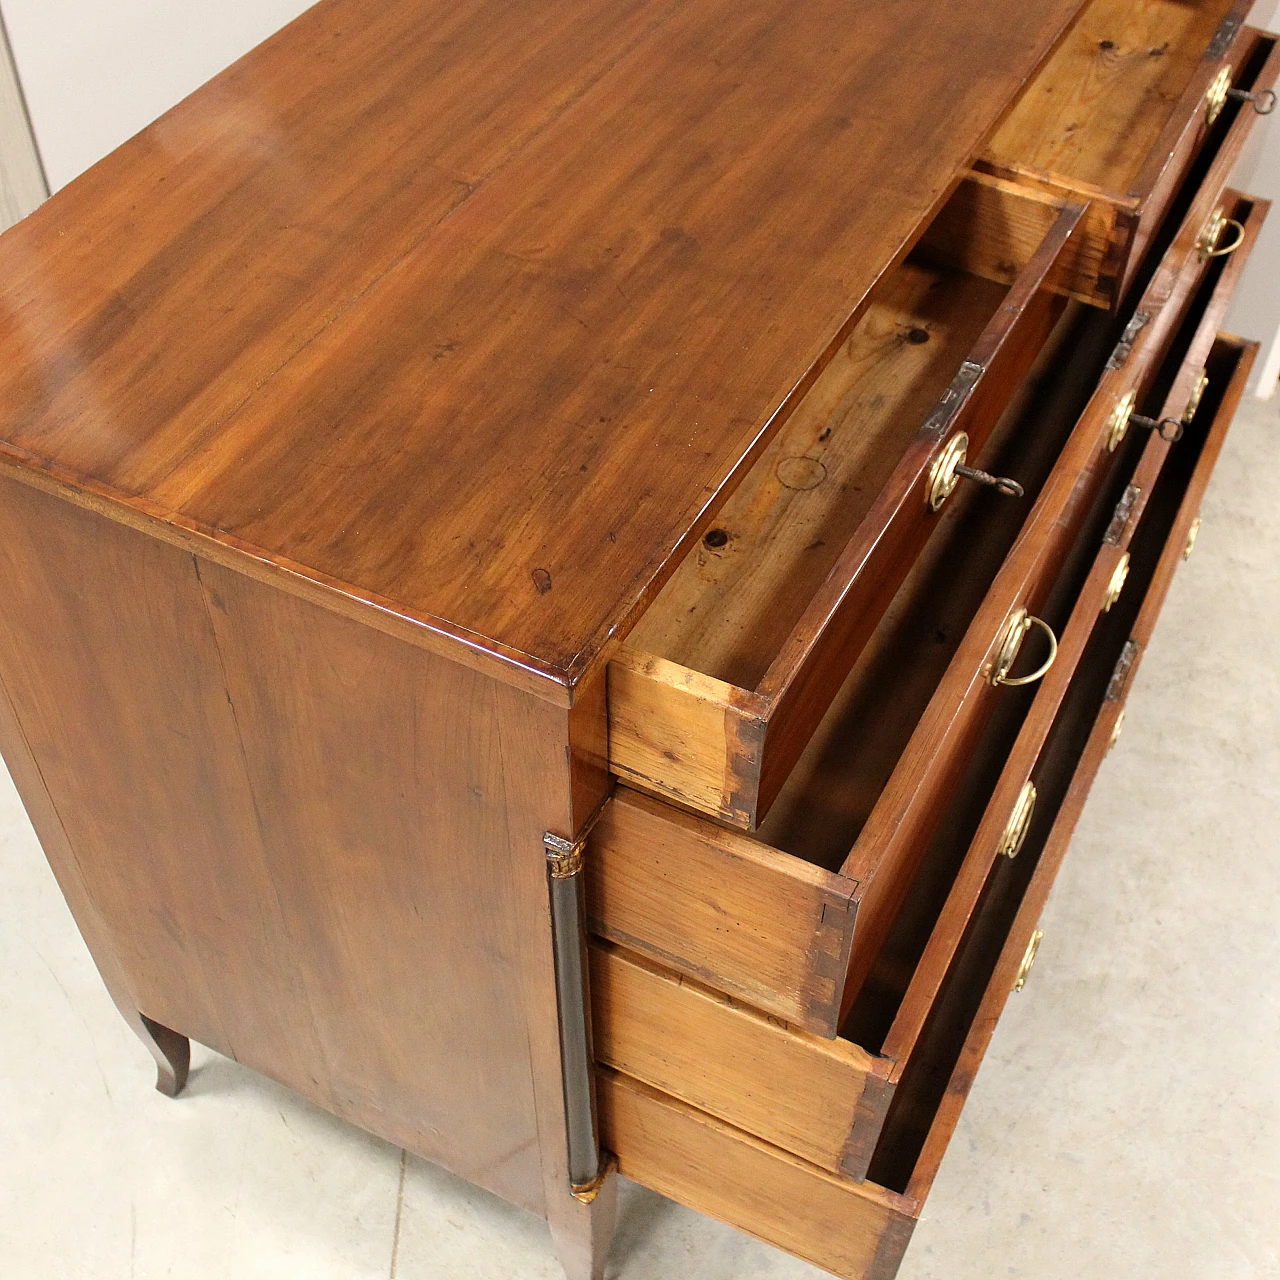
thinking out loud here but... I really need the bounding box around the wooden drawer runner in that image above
[589,187,1263,1039]
[597,333,1258,1280]
[607,196,1085,831]
[929,0,1278,308]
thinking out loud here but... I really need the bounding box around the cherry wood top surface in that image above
[0,0,1086,697]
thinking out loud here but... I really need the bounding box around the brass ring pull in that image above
[1228,86,1277,115]
[1102,552,1130,613]
[1014,930,1044,993]
[1198,209,1246,260]
[1107,707,1126,755]
[1182,371,1210,425]
[998,780,1037,859]
[990,607,1059,687]
[1183,515,1202,560]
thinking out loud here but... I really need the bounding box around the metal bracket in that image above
[921,360,984,436]
[1105,640,1140,702]
[1106,312,1150,371]
[1104,484,1142,545]
[544,828,604,1195]
[1207,14,1242,59]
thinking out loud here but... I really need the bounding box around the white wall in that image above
[1225,0,1280,397]
[0,0,313,192]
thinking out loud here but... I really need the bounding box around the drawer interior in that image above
[982,0,1240,202]
[930,1,1277,308]
[610,196,1085,829]
[626,259,1009,694]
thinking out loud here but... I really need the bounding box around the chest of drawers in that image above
[0,2,1272,1278]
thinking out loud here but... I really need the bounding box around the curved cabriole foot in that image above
[138,1013,191,1097]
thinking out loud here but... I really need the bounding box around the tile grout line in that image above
[389,1148,408,1279]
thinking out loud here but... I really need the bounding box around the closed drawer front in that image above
[590,186,1265,1041]
[929,0,1278,308]
[597,332,1259,1280]
[608,194,1086,831]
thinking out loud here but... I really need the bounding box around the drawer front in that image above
[871,330,1260,1200]
[589,941,891,1178]
[598,1068,916,1280]
[587,788,858,1037]
[598,335,1258,1280]
[609,202,1085,831]
[838,184,1265,1022]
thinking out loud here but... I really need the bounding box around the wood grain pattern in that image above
[975,3,1277,307]
[586,788,857,1037]
[921,171,1121,305]
[0,473,620,1235]
[626,263,1008,689]
[0,0,1089,697]
[607,652,764,828]
[598,1068,917,1280]
[984,0,1238,193]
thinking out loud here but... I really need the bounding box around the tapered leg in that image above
[548,1164,618,1280]
[136,1013,191,1097]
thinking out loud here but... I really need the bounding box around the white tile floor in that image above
[2,397,1279,1280]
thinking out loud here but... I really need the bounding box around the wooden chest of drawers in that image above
[0,2,1272,1278]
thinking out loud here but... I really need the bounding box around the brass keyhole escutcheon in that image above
[1204,65,1233,125]
[998,780,1037,859]
[1107,707,1126,755]
[1102,552,1130,613]
[1183,515,1202,560]
[926,432,1023,512]
[990,606,1059,687]
[1197,206,1246,261]
[1106,389,1136,452]
[1014,930,1045,993]
[1183,372,1210,425]
[927,431,968,511]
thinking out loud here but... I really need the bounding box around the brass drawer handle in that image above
[1102,552,1130,612]
[1014,930,1044,993]
[1107,707,1126,754]
[927,431,1024,512]
[1106,388,1184,451]
[1197,207,1246,261]
[1183,515,1202,560]
[1183,371,1210,425]
[998,780,1037,859]
[990,607,1058,687]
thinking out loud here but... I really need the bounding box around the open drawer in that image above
[589,188,1265,1040]
[590,321,1258,1187]
[927,0,1278,308]
[596,333,1259,1280]
[607,197,1085,832]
